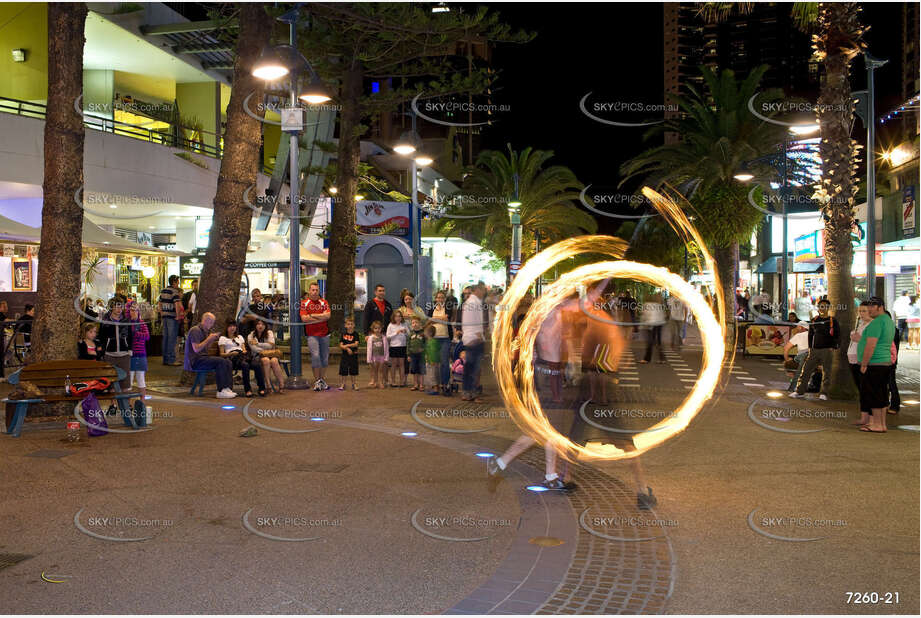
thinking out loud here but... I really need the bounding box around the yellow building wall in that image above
[0,3,48,103]
[114,70,175,107]
[176,81,218,149]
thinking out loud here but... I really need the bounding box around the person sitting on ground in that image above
[184,312,237,399]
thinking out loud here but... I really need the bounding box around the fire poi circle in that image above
[493,198,726,462]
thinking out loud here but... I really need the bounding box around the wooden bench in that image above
[2,360,140,437]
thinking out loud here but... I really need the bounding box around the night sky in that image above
[481,2,909,234]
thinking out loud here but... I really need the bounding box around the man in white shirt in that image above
[666,294,687,349]
[783,321,809,391]
[893,290,911,343]
[461,282,487,402]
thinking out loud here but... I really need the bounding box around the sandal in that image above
[410,385,418,391]
[258,390,267,397]
[244,391,253,398]
[859,426,887,433]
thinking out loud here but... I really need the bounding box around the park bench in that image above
[188,357,290,394]
[2,360,140,437]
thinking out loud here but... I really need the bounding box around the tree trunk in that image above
[326,65,363,333]
[32,3,87,364]
[713,242,738,348]
[816,2,861,400]
[196,4,271,338]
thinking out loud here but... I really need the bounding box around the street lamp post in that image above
[508,173,522,284]
[393,112,432,299]
[862,53,888,294]
[252,7,331,389]
[735,124,819,319]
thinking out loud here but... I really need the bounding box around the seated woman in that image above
[219,321,267,397]
[246,319,287,394]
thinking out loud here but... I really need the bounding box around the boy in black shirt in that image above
[338,316,361,391]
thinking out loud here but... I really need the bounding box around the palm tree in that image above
[620,66,787,335]
[697,2,866,398]
[32,3,87,364]
[432,145,597,275]
[195,4,271,338]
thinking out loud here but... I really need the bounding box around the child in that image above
[127,302,149,402]
[386,311,409,387]
[451,350,466,383]
[407,317,425,391]
[366,320,389,389]
[450,328,464,361]
[78,322,103,360]
[424,324,441,395]
[338,317,361,391]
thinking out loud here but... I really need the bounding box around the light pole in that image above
[854,52,889,295]
[508,173,522,285]
[252,7,331,389]
[735,124,819,318]
[393,113,432,299]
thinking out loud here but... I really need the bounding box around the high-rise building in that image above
[664,3,820,103]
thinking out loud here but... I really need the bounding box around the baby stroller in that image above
[450,356,464,393]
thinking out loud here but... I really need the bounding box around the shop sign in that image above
[903,186,916,234]
[179,256,204,277]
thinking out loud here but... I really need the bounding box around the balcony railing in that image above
[0,95,223,158]
[1,95,280,177]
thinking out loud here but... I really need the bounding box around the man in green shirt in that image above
[857,297,896,432]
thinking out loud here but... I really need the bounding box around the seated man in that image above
[184,312,237,399]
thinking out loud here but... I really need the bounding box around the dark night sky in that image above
[479,2,910,234]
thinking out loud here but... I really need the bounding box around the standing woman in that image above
[426,290,454,397]
[99,300,133,392]
[847,302,873,426]
[247,319,286,394]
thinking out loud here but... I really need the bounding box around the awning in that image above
[756,254,794,274]
[0,215,40,242]
[0,214,187,256]
[793,262,824,273]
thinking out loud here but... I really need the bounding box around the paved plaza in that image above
[1,342,917,614]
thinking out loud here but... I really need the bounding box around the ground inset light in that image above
[401,431,418,437]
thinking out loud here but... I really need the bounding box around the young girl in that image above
[386,311,408,387]
[366,320,389,389]
[127,303,150,402]
[451,349,466,383]
[247,319,286,394]
[78,322,102,360]
[220,321,266,397]
[424,325,441,395]
[408,317,425,391]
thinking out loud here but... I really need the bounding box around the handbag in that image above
[259,348,282,359]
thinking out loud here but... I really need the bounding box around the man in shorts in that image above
[300,282,331,391]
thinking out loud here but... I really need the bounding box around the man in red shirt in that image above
[362,284,393,334]
[299,282,332,390]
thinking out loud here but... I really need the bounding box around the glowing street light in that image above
[250,7,332,390]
